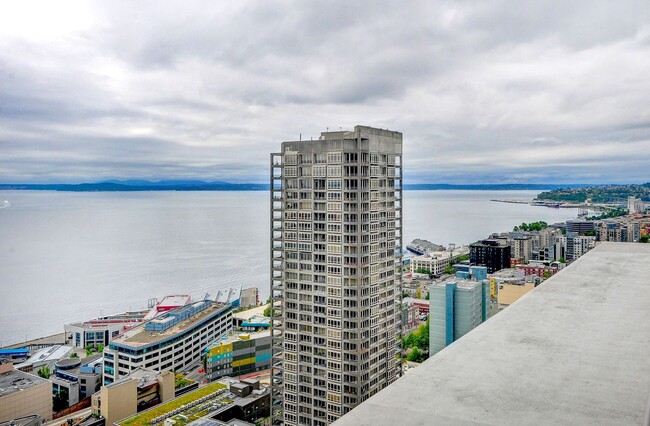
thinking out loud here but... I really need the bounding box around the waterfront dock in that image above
[2,332,66,349]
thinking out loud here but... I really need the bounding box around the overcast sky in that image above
[1,1,649,184]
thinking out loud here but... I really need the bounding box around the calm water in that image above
[0,190,579,346]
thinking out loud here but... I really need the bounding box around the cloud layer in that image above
[1,0,649,184]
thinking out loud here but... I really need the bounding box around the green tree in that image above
[406,347,425,362]
[97,344,104,353]
[415,288,422,299]
[640,235,649,243]
[263,305,272,317]
[444,265,455,275]
[37,365,50,379]
[70,352,78,358]
[414,268,431,275]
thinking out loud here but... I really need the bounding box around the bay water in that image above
[0,190,579,346]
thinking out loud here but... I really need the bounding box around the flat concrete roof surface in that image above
[0,369,49,397]
[335,243,650,426]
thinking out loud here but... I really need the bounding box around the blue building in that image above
[429,280,490,356]
[455,265,488,281]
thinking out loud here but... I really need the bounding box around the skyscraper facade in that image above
[270,125,403,425]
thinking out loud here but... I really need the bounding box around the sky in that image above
[0,1,649,184]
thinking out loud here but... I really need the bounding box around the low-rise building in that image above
[410,245,469,276]
[206,331,271,381]
[14,345,74,374]
[401,297,429,316]
[401,302,420,333]
[92,368,175,426]
[115,381,229,426]
[232,305,270,331]
[516,263,557,279]
[51,355,103,409]
[0,349,30,363]
[103,301,232,384]
[0,363,53,423]
[497,281,536,308]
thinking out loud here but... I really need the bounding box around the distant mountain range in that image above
[0,180,592,192]
[0,181,268,191]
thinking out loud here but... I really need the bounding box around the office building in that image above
[0,363,52,423]
[103,301,232,384]
[565,220,595,236]
[206,331,271,381]
[270,125,403,425]
[410,245,469,276]
[51,354,103,409]
[429,280,490,356]
[469,239,511,273]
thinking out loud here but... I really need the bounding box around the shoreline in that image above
[2,332,66,349]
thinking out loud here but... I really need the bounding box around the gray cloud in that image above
[0,0,649,184]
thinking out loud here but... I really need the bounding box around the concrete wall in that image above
[100,379,137,426]
[157,371,175,403]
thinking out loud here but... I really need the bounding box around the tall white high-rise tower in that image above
[270,125,403,425]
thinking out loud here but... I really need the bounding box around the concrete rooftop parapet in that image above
[334,243,650,426]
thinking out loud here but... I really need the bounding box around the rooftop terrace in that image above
[335,243,650,425]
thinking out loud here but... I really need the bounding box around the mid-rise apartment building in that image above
[511,234,533,262]
[103,301,232,384]
[270,125,403,425]
[429,280,490,356]
[206,331,271,381]
[469,239,511,273]
[597,219,641,242]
